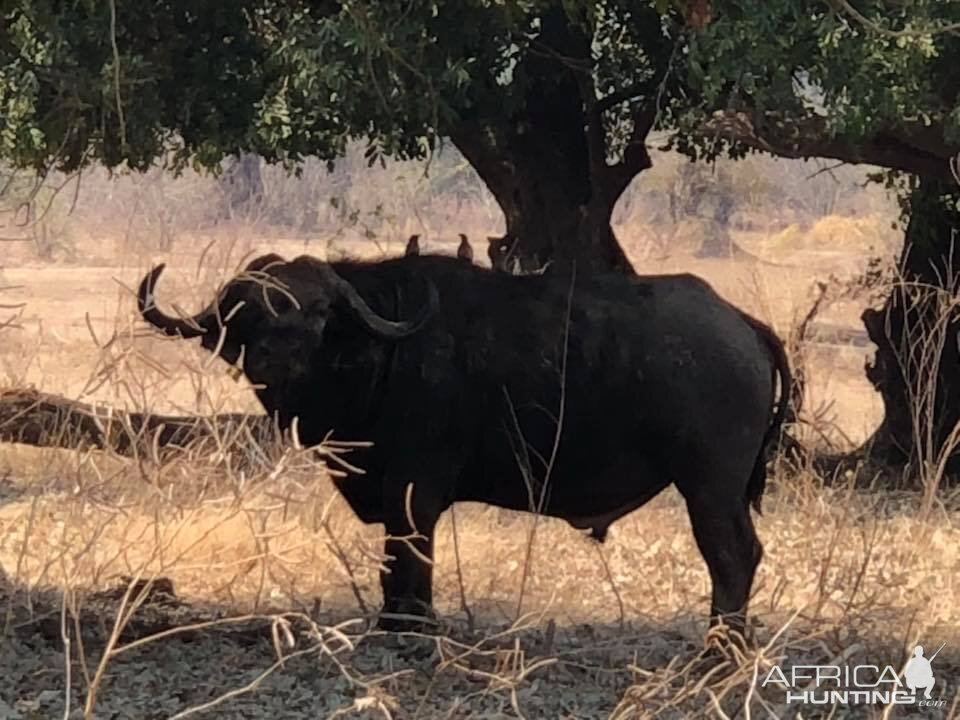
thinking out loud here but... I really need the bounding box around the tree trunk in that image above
[693,219,736,259]
[475,157,633,274]
[452,105,635,274]
[861,178,960,476]
[450,6,653,276]
[218,153,264,220]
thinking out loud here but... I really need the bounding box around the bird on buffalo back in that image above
[457,233,474,262]
[405,234,420,257]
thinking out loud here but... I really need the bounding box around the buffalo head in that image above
[137,255,437,402]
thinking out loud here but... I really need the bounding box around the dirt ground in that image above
[0,210,957,718]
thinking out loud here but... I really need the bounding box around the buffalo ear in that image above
[244,254,286,273]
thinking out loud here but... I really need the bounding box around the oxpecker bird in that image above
[405,234,421,257]
[457,233,474,262]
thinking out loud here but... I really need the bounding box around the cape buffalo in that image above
[137,254,790,637]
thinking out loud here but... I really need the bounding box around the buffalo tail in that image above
[742,315,793,513]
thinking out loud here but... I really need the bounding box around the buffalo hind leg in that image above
[378,480,446,632]
[685,494,763,640]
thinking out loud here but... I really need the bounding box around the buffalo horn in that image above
[137,264,207,338]
[315,264,437,339]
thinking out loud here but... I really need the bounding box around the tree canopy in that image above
[4,1,960,267]
[2,1,690,269]
[681,1,960,181]
[1,2,670,166]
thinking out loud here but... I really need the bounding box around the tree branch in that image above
[701,110,958,181]
[829,0,960,39]
[597,84,650,115]
[448,120,519,223]
[601,102,655,202]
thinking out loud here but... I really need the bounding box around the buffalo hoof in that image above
[698,623,753,670]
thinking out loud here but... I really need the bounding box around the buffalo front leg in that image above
[378,480,446,631]
[685,494,763,640]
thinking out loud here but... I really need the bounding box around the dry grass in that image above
[0,184,957,717]
[2,436,958,717]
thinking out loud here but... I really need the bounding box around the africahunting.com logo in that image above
[762,643,947,708]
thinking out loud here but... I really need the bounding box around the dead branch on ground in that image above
[0,387,278,458]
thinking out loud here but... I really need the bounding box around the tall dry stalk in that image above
[504,266,576,620]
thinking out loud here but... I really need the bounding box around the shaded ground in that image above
[0,443,958,718]
[2,572,957,719]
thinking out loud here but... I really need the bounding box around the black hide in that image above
[139,254,790,636]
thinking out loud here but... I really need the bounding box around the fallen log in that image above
[0,388,280,458]
[805,322,871,348]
